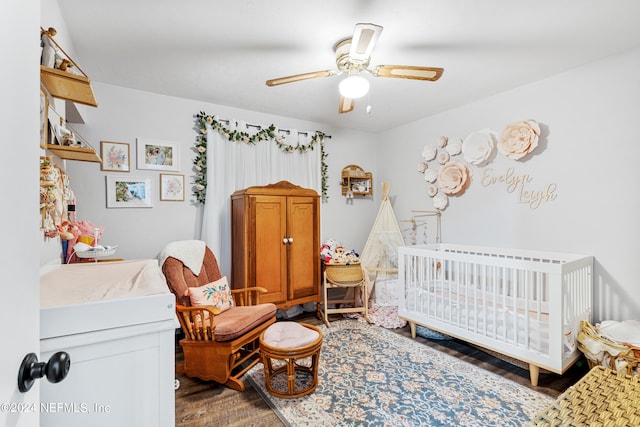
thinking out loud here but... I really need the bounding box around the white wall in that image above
[64,83,378,267]
[376,48,640,322]
[1,1,41,424]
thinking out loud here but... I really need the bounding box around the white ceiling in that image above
[56,0,640,132]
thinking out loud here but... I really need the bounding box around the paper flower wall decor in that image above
[445,137,462,156]
[498,120,540,160]
[437,161,471,195]
[422,145,438,161]
[433,192,449,210]
[423,169,438,183]
[462,130,496,166]
[437,151,451,165]
[417,122,543,211]
[417,135,469,211]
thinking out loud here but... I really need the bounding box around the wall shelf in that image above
[341,164,372,197]
[40,66,98,107]
[40,27,98,107]
[45,144,101,163]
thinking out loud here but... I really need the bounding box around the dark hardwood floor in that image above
[174,311,588,426]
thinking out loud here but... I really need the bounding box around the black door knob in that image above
[18,351,71,393]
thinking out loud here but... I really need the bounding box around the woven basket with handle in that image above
[577,320,640,376]
[324,262,364,285]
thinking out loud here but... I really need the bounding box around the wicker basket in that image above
[577,320,640,376]
[324,262,364,285]
[528,366,640,426]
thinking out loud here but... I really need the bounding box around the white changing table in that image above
[40,260,177,427]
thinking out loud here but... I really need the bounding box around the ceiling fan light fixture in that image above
[339,74,369,99]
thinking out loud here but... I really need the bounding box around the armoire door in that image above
[287,196,319,300]
[252,195,288,304]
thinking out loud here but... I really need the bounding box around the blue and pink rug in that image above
[247,319,553,426]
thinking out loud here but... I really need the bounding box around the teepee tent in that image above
[359,182,405,307]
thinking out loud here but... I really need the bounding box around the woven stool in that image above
[259,322,323,399]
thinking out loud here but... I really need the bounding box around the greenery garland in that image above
[193,111,329,204]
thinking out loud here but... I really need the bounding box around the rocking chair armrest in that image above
[231,286,268,306]
[175,303,220,341]
[176,303,222,315]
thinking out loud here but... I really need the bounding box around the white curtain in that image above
[200,120,321,275]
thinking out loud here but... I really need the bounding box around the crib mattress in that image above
[405,288,550,353]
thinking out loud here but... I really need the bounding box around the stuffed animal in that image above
[320,238,360,264]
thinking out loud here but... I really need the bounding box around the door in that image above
[287,196,320,300]
[0,2,41,425]
[253,195,288,304]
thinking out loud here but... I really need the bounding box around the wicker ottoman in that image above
[259,322,323,399]
[528,366,640,426]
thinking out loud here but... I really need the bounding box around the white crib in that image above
[397,244,593,386]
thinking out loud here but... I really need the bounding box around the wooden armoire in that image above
[230,181,320,310]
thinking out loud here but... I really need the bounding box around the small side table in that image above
[259,322,323,399]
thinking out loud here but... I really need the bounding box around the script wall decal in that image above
[481,167,557,209]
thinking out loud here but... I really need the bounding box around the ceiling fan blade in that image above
[338,96,354,114]
[372,65,444,81]
[349,23,383,64]
[266,70,336,86]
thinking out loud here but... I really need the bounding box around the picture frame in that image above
[100,141,130,172]
[160,173,185,201]
[40,87,49,149]
[106,176,152,208]
[136,138,179,171]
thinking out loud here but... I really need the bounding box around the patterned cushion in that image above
[188,276,234,312]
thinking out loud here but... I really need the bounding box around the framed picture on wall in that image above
[160,173,185,201]
[106,176,152,208]
[136,138,179,171]
[40,87,49,149]
[100,141,130,172]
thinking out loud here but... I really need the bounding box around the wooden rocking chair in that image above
[161,243,276,391]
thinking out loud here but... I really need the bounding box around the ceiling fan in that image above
[266,23,444,114]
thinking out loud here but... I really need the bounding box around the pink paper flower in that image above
[437,151,450,165]
[437,161,470,195]
[417,161,428,173]
[498,120,540,160]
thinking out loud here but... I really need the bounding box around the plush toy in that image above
[320,239,360,264]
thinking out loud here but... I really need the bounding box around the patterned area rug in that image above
[246,319,553,426]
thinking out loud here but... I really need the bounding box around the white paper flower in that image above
[422,145,438,161]
[498,120,540,160]
[427,185,438,197]
[433,192,449,210]
[438,136,448,148]
[437,161,470,195]
[424,169,438,183]
[417,161,428,173]
[462,130,496,165]
[437,151,450,165]
[445,137,462,156]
